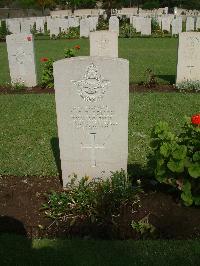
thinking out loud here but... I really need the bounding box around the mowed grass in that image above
[0,234,200,266]
[0,92,199,177]
[0,37,178,85]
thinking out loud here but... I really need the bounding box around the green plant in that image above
[10,82,26,90]
[144,68,158,88]
[151,18,160,33]
[96,17,109,30]
[41,58,54,88]
[176,81,200,93]
[64,48,75,58]
[58,27,80,39]
[131,214,156,239]
[0,20,10,40]
[30,22,37,35]
[119,23,136,38]
[150,116,200,206]
[42,170,140,227]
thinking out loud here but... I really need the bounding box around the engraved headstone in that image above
[141,18,151,35]
[172,17,182,35]
[109,16,119,35]
[6,33,37,87]
[176,32,200,83]
[162,16,171,32]
[6,19,21,34]
[53,57,129,186]
[21,18,35,34]
[186,17,195,32]
[36,17,45,33]
[90,31,118,57]
[80,18,90,37]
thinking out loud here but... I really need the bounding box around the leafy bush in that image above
[96,17,109,30]
[64,48,75,58]
[151,116,200,206]
[176,80,200,93]
[151,18,160,33]
[0,20,10,40]
[119,23,136,38]
[60,27,80,39]
[42,170,140,226]
[41,58,54,89]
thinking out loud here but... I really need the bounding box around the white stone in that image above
[132,17,144,32]
[6,19,20,34]
[21,18,35,34]
[68,17,79,28]
[90,31,118,57]
[141,18,151,35]
[162,16,171,32]
[80,18,90,37]
[48,18,60,37]
[177,32,200,83]
[53,56,129,186]
[59,18,69,33]
[186,17,195,32]
[196,17,200,30]
[6,33,37,87]
[109,16,119,35]
[88,16,98,32]
[172,17,182,35]
[36,17,45,33]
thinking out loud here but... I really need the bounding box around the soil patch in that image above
[0,175,199,240]
[0,85,181,95]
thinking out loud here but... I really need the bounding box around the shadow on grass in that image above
[51,137,63,185]
[156,75,176,84]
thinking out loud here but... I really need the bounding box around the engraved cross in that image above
[81,133,105,167]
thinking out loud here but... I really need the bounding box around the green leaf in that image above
[160,143,171,158]
[167,159,184,173]
[181,192,193,206]
[171,145,187,160]
[188,163,200,178]
[193,152,200,162]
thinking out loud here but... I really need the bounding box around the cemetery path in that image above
[0,175,200,240]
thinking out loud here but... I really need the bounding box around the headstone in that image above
[21,18,35,34]
[176,32,200,83]
[141,18,151,36]
[109,16,119,35]
[90,31,118,57]
[88,16,98,32]
[59,18,69,33]
[196,17,200,30]
[132,17,144,33]
[53,56,129,186]
[162,16,171,32]
[80,18,90,37]
[36,17,45,33]
[48,18,60,37]
[186,17,195,32]
[68,17,79,28]
[6,19,20,34]
[172,17,182,35]
[6,33,37,87]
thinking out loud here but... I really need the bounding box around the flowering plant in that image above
[74,45,80,50]
[150,115,200,206]
[40,57,49,62]
[41,58,54,88]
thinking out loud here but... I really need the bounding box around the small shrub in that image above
[119,23,136,38]
[97,17,109,30]
[131,214,156,239]
[176,80,200,93]
[42,170,140,227]
[151,18,160,33]
[0,20,10,40]
[150,115,200,206]
[40,58,54,89]
[64,48,75,58]
[144,68,158,87]
[59,27,80,39]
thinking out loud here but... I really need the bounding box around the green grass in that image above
[0,234,199,266]
[0,92,199,177]
[0,37,178,85]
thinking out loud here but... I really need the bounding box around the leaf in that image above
[167,159,184,173]
[193,196,200,206]
[171,145,187,160]
[181,192,193,206]
[160,143,171,158]
[193,151,200,162]
[188,163,200,178]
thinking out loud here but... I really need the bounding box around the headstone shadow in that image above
[156,75,176,84]
[51,137,63,185]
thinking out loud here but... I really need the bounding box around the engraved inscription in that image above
[72,63,110,102]
[81,133,105,167]
[70,105,118,130]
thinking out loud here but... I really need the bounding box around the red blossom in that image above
[74,45,81,50]
[191,114,200,125]
[27,36,32,41]
[40,57,49,62]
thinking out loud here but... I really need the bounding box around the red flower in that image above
[191,114,200,125]
[74,45,80,50]
[40,57,49,62]
[27,36,32,42]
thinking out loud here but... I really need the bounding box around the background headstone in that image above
[162,16,171,32]
[36,17,45,33]
[186,17,195,32]
[176,32,200,83]
[141,18,151,36]
[172,17,182,35]
[109,16,119,35]
[80,18,90,37]
[6,33,37,87]
[90,31,118,57]
[53,56,129,186]
[6,18,20,34]
[196,17,200,30]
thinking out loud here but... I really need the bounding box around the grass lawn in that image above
[0,37,178,85]
[0,92,199,177]
[0,234,199,266]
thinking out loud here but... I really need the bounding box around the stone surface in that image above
[109,16,119,35]
[88,16,98,32]
[20,18,34,33]
[48,18,60,37]
[6,33,37,87]
[36,17,45,33]
[176,32,200,83]
[53,56,129,186]
[90,31,118,57]
[59,18,69,33]
[141,18,151,36]
[80,18,90,37]
[186,17,195,32]
[161,16,171,32]
[196,17,200,30]
[172,17,182,35]
[6,18,20,34]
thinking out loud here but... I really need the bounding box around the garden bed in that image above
[0,175,199,240]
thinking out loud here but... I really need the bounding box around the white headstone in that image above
[36,17,45,33]
[172,17,182,35]
[177,32,200,83]
[88,16,98,32]
[6,33,37,87]
[90,31,118,57]
[196,17,200,30]
[53,56,129,186]
[141,18,151,36]
[6,19,21,34]
[80,18,90,37]
[21,18,35,34]
[186,17,195,32]
[109,16,119,35]
[162,16,171,32]
[48,18,60,37]
[59,18,69,33]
